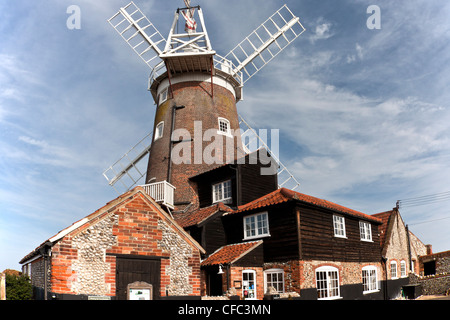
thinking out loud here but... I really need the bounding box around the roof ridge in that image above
[230,188,381,223]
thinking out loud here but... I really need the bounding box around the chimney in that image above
[426,244,433,255]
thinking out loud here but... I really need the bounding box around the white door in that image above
[242,270,257,300]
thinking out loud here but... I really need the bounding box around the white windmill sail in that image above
[108,1,167,79]
[221,5,305,84]
[105,2,303,194]
[238,115,300,191]
[103,114,301,194]
[103,132,153,194]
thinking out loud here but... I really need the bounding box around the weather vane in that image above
[181,0,196,33]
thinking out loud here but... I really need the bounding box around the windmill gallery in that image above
[19,1,432,301]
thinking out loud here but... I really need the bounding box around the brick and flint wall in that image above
[47,190,202,298]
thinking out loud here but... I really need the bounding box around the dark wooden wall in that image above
[222,201,381,263]
[297,203,381,262]
[238,162,278,205]
[193,162,277,209]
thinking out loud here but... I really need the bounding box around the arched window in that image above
[390,261,398,279]
[315,266,340,300]
[362,266,378,293]
[400,260,407,277]
[154,121,164,141]
[217,117,231,136]
[159,88,168,105]
[264,268,284,293]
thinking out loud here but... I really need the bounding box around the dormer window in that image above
[154,121,164,141]
[217,117,231,136]
[212,180,232,204]
[243,212,270,240]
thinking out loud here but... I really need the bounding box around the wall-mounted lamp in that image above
[218,264,224,274]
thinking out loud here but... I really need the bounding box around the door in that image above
[116,256,161,300]
[242,270,257,300]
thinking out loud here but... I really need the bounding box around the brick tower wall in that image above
[146,74,243,209]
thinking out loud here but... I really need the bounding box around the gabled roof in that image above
[189,148,273,181]
[227,188,382,223]
[372,209,396,247]
[201,240,263,266]
[20,187,205,264]
[174,202,233,228]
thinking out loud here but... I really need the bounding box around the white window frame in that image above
[400,260,407,278]
[316,266,341,300]
[362,266,379,294]
[154,121,164,141]
[242,270,257,300]
[333,215,346,238]
[359,221,372,242]
[264,268,285,294]
[217,117,232,137]
[243,211,270,240]
[390,261,398,279]
[159,88,168,105]
[212,180,232,204]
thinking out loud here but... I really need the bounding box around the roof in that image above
[174,202,233,228]
[228,188,382,223]
[201,241,263,266]
[20,187,205,264]
[372,209,396,247]
[189,148,272,180]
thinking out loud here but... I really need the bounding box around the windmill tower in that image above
[106,1,305,210]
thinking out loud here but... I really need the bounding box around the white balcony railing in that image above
[141,181,175,209]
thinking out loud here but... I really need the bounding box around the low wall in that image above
[410,273,450,296]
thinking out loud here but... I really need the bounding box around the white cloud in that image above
[309,18,334,43]
[346,43,363,63]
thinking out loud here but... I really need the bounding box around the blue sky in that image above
[1,0,450,271]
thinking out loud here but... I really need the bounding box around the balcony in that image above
[141,181,175,209]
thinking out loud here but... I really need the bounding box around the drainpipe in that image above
[406,224,413,273]
[167,105,185,183]
[39,241,52,300]
[382,255,388,300]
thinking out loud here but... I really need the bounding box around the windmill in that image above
[104,1,304,210]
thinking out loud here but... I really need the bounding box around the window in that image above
[242,270,257,300]
[264,269,284,293]
[154,121,164,141]
[244,212,270,239]
[159,88,168,105]
[390,261,398,279]
[217,117,231,136]
[333,215,346,238]
[359,221,372,241]
[212,180,232,204]
[316,266,340,300]
[400,260,407,277]
[362,266,378,293]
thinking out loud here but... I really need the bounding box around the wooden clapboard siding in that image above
[223,202,300,262]
[222,201,381,264]
[238,162,278,206]
[192,161,277,209]
[297,203,381,262]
